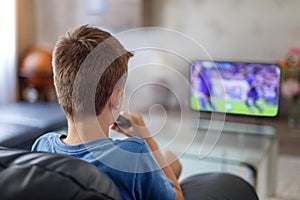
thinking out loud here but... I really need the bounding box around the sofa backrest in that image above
[0,147,120,200]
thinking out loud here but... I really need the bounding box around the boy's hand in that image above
[111,112,152,139]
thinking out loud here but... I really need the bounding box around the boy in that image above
[31,25,183,200]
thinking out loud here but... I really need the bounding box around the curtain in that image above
[0,0,17,104]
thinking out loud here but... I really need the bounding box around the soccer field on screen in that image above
[190,97,278,117]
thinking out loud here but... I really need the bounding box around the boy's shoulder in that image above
[34,132,62,144]
[38,132,62,139]
[31,132,62,151]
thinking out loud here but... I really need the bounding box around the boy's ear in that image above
[110,89,124,110]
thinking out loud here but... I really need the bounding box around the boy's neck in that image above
[62,115,109,145]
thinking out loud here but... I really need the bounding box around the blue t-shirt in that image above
[31,132,175,200]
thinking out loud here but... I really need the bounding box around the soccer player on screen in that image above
[245,70,264,113]
[191,63,216,111]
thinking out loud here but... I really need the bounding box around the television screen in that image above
[190,60,280,117]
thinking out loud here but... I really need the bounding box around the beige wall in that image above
[147,0,300,62]
[34,0,142,44]
[16,0,37,100]
[34,0,300,62]
[17,0,36,64]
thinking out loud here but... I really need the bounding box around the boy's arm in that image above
[111,112,184,200]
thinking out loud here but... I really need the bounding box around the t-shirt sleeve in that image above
[31,132,58,152]
[31,135,44,152]
[134,142,176,200]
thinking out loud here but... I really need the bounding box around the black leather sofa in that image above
[0,146,120,200]
[0,102,67,149]
[0,146,259,200]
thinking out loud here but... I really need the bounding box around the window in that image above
[0,0,17,103]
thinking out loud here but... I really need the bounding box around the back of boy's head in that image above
[52,25,133,118]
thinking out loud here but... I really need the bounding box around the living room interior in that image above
[0,0,300,200]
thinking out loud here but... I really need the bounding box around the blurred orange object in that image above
[19,46,56,102]
[19,46,53,88]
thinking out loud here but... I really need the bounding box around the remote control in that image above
[114,115,132,128]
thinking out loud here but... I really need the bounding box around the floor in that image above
[269,154,300,200]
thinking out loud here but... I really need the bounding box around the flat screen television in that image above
[190,60,281,117]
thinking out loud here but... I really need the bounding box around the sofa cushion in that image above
[0,146,120,200]
[0,102,67,149]
[0,122,41,148]
[0,102,66,129]
[180,173,258,200]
